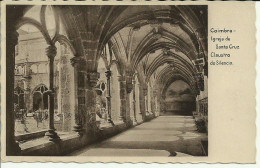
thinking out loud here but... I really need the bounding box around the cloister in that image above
[5,5,208,156]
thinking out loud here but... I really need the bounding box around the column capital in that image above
[70,56,86,69]
[118,75,125,82]
[198,78,204,91]
[87,72,100,87]
[125,74,133,94]
[126,83,133,94]
[143,87,148,96]
[105,70,112,78]
[46,45,57,59]
[153,90,157,96]
[196,27,206,39]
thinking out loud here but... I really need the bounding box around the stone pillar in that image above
[105,70,113,124]
[85,72,100,134]
[151,89,157,116]
[22,75,31,112]
[147,86,152,115]
[138,84,146,120]
[118,76,126,122]
[143,87,149,115]
[135,82,142,122]
[70,56,86,136]
[6,29,21,155]
[137,83,142,115]
[45,45,60,142]
[150,87,154,115]
[23,61,31,77]
[196,27,208,61]
[153,90,159,116]
[126,74,133,124]
[59,44,74,132]
[132,79,137,122]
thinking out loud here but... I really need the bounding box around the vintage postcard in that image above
[0,0,256,164]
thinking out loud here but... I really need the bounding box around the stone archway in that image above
[163,80,196,116]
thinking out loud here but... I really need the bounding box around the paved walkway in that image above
[69,116,207,157]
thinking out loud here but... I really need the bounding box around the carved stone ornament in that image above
[153,33,162,40]
[198,78,205,91]
[105,70,112,78]
[143,87,148,96]
[162,48,170,55]
[153,90,157,96]
[46,45,57,59]
[196,27,205,39]
[70,56,86,69]
[133,25,141,31]
[87,72,100,87]
[126,83,133,94]
[203,62,208,77]
[118,75,125,82]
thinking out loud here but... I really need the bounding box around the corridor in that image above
[5,5,208,157]
[69,116,207,157]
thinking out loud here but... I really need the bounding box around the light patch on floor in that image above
[69,116,207,156]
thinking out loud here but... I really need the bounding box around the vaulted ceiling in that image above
[100,5,208,95]
[12,5,208,96]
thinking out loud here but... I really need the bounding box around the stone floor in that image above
[69,115,207,157]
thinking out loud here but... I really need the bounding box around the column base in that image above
[119,116,126,122]
[108,118,115,126]
[73,125,84,136]
[132,118,138,126]
[45,129,61,142]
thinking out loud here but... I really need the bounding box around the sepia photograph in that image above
[4,4,207,159]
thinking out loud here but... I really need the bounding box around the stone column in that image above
[126,75,133,124]
[196,27,208,61]
[105,70,113,124]
[45,45,60,142]
[6,29,21,155]
[151,89,157,116]
[132,79,137,122]
[70,56,86,136]
[22,73,31,112]
[153,91,159,116]
[150,87,154,115]
[85,72,100,134]
[138,84,146,120]
[143,87,149,115]
[118,76,126,122]
[59,44,75,132]
[138,83,142,115]
[147,86,152,115]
